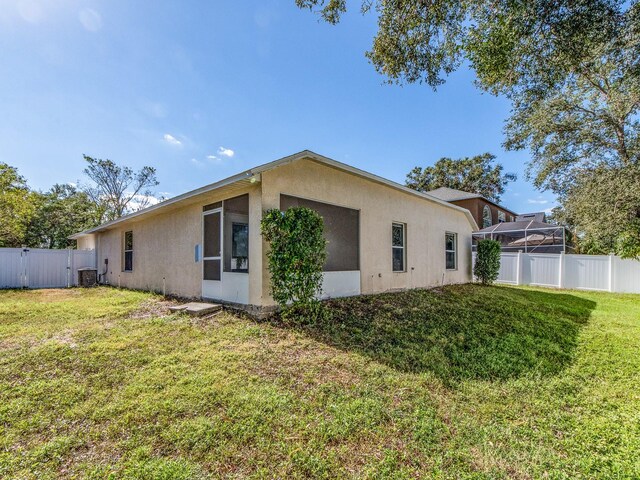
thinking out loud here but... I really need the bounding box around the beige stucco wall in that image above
[92,185,261,301]
[260,159,473,305]
[76,235,96,250]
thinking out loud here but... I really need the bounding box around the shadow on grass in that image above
[276,284,596,384]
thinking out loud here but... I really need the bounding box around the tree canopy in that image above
[0,157,162,249]
[405,153,516,203]
[82,155,160,222]
[553,166,640,258]
[0,163,37,247]
[26,184,102,249]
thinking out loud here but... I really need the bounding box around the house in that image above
[427,187,518,229]
[71,151,477,312]
[472,212,572,254]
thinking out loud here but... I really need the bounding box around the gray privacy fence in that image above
[0,248,96,289]
[473,252,640,293]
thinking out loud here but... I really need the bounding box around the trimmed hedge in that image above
[474,239,501,285]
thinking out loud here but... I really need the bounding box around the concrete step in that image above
[169,302,222,317]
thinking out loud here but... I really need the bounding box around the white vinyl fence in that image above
[0,248,96,289]
[473,252,640,293]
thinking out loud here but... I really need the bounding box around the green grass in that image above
[0,285,638,478]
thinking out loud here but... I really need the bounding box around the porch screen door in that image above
[203,209,222,282]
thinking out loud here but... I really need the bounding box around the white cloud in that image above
[78,8,102,32]
[218,146,234,157]
[129,194,161,211]
[206,154,225,164]
[163,134,182,146]
[190,158,203,167]
[527,198,549,205]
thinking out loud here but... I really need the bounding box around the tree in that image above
[82,155,159,222]
[474,239,501,285]
[294,1,636,92]
[405,153,516,203]
[296,0,639,254]
[553,166,640,258]
[505,44,640,195]
[261,207,327,311]
[26,184,101,249]
[0,163,38,247]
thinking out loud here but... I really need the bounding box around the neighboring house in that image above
[71,151,477,312]
[472,212,573,254]
[427,187,518,229]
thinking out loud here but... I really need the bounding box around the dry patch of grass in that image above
[127,297,182,319]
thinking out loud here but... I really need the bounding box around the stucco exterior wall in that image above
[76,235,96,250]
[93,185,261,300]
[260,159,474,305]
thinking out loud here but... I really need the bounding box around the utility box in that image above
[77,268,97,287]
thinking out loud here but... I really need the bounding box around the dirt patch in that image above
[35,288,85,302]
[128,297,182,319]
[48,332,78,348]
[249,335,362,391]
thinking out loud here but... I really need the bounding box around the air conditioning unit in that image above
[77,268,97,287]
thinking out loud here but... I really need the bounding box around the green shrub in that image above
[474,239,501,285]
[261,207,327,310]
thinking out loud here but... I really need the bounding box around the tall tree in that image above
[82,155,160,222]
[505,34,640,194]
[26,184,101,249]
[553,166,640,258]
[296,0,640,255]
[0,163,38,247]
[406,153,516,203]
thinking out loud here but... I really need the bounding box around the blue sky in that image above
[1,0,554,213]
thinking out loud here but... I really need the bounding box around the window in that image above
[203,201,222,212]
[123,231,133,272]
[392,223,405,272]
[482,205,492,228]
[498,211,506,223]
[280,194,360,271]
[445,232,457,270]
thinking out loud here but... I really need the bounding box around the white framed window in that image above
[392,223,406,272]
[123,231,133,272]
[445,232,457,270]
[482,205,492,228]
[498,211,506,223]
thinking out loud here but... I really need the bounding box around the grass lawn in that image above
[0,285,638,479]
